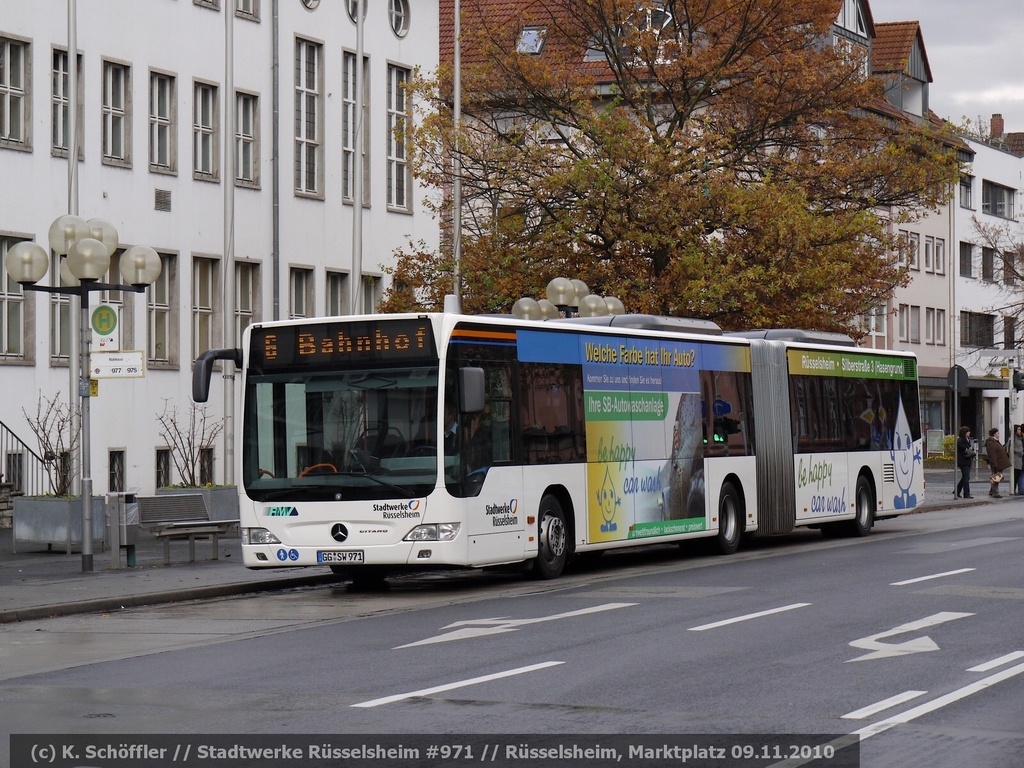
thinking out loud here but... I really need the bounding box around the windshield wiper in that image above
[336,468,418,497]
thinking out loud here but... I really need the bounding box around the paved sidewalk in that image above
[0,467,1012,623]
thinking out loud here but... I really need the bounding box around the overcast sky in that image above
[869,0,1024,133]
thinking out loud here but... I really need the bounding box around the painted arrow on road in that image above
[847,611,974,662]
[395,602,637,648]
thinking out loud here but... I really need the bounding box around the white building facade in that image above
[1,0,439,496]
[951,135,1024,439]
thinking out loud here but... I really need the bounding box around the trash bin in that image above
[107,491,138,568]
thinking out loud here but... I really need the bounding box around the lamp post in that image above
[4,215,161,573]
[512,277,625,320]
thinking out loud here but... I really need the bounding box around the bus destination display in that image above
[250,318,435,369]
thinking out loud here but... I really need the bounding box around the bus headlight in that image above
[404,523,460,542]
[243,527,281,545]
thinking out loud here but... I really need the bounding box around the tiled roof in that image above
[872,21,931,81]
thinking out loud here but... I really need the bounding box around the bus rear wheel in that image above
[534,494,568,580]
[848,476,875,537]
[716,483,742,555]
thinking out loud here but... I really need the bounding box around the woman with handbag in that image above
[984,428,1011,498]
[956,426,975,499]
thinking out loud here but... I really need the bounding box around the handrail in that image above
[0,420,50,496]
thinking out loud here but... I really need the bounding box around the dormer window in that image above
[837,0,867,36]
[517,26,547,55]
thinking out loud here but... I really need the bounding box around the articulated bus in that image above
[194,312,923,582]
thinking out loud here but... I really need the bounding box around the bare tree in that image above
[156,400,224,487]
[22,391,79,496]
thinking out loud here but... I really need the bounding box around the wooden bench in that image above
[137,494,238,565]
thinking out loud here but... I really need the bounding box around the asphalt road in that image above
[2,502,1022,768]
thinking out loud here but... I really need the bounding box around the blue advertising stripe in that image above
[516,329,581,363]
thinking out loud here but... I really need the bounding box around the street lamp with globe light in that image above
[4,215,161,572]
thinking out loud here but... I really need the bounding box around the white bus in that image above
[194,312,923,582]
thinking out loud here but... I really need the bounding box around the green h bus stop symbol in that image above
[92,305,118,336]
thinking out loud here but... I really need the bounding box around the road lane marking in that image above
[890,568,975,585]
[396,602,636,648]
[847,611,973,662]
[688,603,811,631]
[841,690,927,719]
[968,651,1024,672]
[771,662,1024,767]
[351,661,564,708]
[855,661,1024,736]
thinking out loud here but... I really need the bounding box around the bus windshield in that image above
[242,364,440,502]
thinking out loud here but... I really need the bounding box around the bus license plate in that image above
[317,550,364,564]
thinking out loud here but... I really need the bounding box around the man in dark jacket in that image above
[984,428,1012,498]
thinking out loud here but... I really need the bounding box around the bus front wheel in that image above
[534,494,568,580]
[716,483,742,555]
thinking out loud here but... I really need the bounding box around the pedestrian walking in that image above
[984,428,1011,498]
[955,426,975,499]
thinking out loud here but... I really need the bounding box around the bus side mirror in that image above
[459,367,486,413]
[192,347,243,402]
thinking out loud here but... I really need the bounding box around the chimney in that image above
[991,113,1005,139]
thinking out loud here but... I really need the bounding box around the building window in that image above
[961,312,995,348]
[1004,316,1017,351]
[342,52,369,202]
[194,82,218,178]
[294,39,322,195]
[148,253,174,364]
[327,271,348,316]
[108,449,125,493]
[52,49,83,156]
[859,305,886,337]
[0,38,28,148]
[49,252,72,361]
[959,175,973,209]
[346,0,366,22]
[193,257,218,359]
[982,247,996,282]
[199,447,214,485]
[386,64,410,209]
[934,237,945,275]
[102,61,131,164]
[362,275,381,314]
[289,267,313,319]
[156,448,171,488]
[517,26,547,54]
[898,304,921,344]
[935,309,945,345]
[836,0,867,36]
[959,242,973,278]
[897,230,920,268]
[150,72,176,172]
[0,239,26,359]
[236,0,258,19]
[236,91,258,184]
[982,180,1015,220]
[390,0,410,38]
[235,261,258,342]
[924,236,934,272]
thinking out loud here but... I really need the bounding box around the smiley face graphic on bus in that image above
[890,394,920,509]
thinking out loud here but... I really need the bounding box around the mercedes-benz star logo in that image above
[330,523,349,543]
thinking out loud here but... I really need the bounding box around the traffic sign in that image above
[90,350,145,378]
[91,303,120,351]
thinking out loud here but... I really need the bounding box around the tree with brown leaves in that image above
[382,0,961,334]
